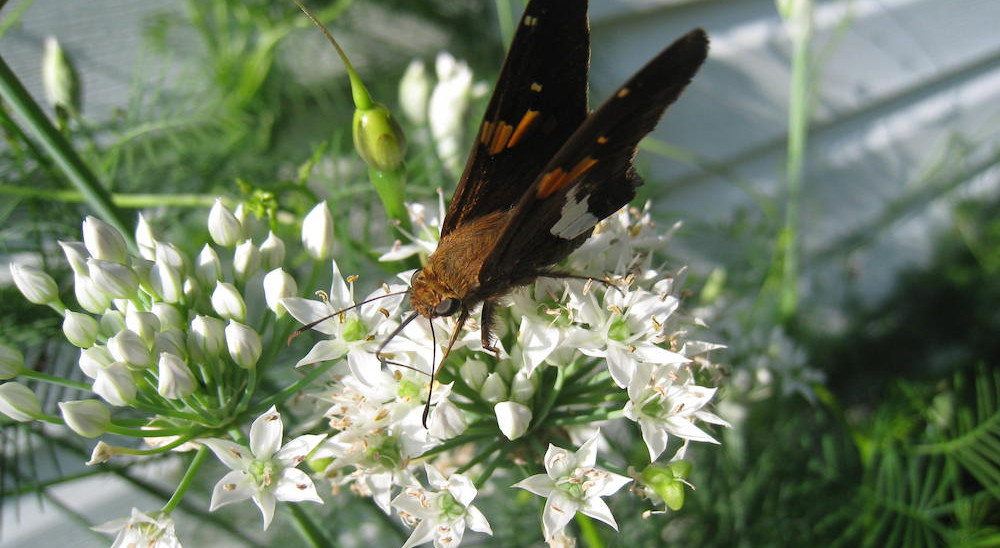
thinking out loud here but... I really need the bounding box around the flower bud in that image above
[225,320,261,370]
[399,58,431,125]
[149,261,184,303]
[135,213,157,260]
[41,36,80,120]
[59,399,110,438]
[0,382,42,422]
[259,231,286,270]
[188,315,225,362]
[480,372,507,403]
[107,329,151,369]
[353,102,407,172]
[0,345,24,380]
[74,273,110,314]
[151,303,183,330]
[495,401,531,440]
[82,216,127,264]
[263,268,297,316]
[99,310,126,337]
[194,244,223,289]
[93,362,137,406]
[154,241,187,273]
[10,263,60,306]
[153,329,187,359]
[63,310,99,348]
[59,240,90,274]
[79,346,114,378]
[87,259,138,299]
[461,359,488,391]
[302,201,334,260]
[157,352,196,399]
[208,198,243,247]
[640,461,692,511]
[125,310,160,345]
[211,281,246,322]
[233,239,261,283]
[429,398,466,440]
[510,370,536,405]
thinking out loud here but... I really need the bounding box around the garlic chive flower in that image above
[0,345,24,380]
[59,399,111,438]
[513,431,632,542]
[92,507,182,548]
[201,406,326,530]
[392,463,492,548]
[9,263,61,306]
[0,382,43,422]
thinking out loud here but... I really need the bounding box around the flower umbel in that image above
[392,463,492,548]
[201,406,326,530]
[93,507,182,548]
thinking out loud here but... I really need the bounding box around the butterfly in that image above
[297,0,708,424]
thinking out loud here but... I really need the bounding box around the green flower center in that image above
[608,317,630,342]
[437,490,464,520]
[248,459,277,489]
[341,317,366,342]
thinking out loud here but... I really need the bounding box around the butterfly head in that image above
[410,268,463,318]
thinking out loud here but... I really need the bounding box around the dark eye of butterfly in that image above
[434,298,461,317]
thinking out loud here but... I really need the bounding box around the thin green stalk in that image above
[776,0,814,320]
[0,184,217,208]
[18,369,91,391]
[288,503,342,548]
[0,55,133,241]
[162,445,210,514]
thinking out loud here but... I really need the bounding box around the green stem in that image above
[104,423,193,437]
[0,54,133,241]
[162,445,210,514]
[777,0,814,320]
[292,0,371,109]
[0,184,217,208]
[18,369,90,391]
[288,503,341,548]
[253,359,339,411]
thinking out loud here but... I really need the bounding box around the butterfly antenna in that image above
[422,308,469,427]
[287,290,409,345]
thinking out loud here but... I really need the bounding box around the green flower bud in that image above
[151,303,183,331]
[92,362,137,406]
[125,310,160,345]
[353,103,407,172]
[481,372,507,403]
[107,329,151,369]
[78,346,114,379]
[74,273,110,314]
[0,382,42,422]
[41,36,80,121]
[135,213,158,260]
[58,240,90,275]
[640,461,693,511]
[194,244,223,288]
[59,399,110,438]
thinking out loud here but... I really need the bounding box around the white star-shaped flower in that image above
[92,507,182,548]
[392,463,492,548]
[623,362,729,460]
[513,431,632,541]
[200,406,326,529]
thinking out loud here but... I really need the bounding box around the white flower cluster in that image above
[277,201,728,545]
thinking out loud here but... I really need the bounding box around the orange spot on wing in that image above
[536,156,599,199]
[617,87,631,98]
[536,168,567,199]
[479,121,495,146]
[489,123,514,154]
[597,136,608,144]
[507,110,540,148]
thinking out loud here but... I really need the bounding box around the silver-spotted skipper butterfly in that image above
[297,0,708,423]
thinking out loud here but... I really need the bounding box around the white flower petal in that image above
[465,505,492,535]
[578,497,619,531]
[249,406,282,459]
[252,491,277,530]
[542,490,579,541]
[274,468,322,503]
[275,433,327,465]
[210,470,253,510]
[512,473,553,497]
[294,339,347,368]
[200,438,251,471]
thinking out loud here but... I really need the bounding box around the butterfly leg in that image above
[538,271,625,296]
[480,300,502,358]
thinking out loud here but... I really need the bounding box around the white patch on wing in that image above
[550,186,598,239]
